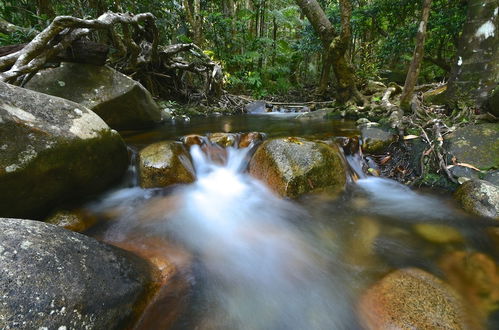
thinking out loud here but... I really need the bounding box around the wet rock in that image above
[484,170,499,185]
[239,132,265,148]
[0,82,128,219]
[359,268,472,329]
[245,101,267,113]
[139,141,195,188]
[360,127,397,154]
[26,63,162,130]
[413,223,464,244]
[440,251,499,320]
[182,134,205,147]
[448,164,481,182]
[208,133,237,147]
[444,123,499,170]
[0,218,152,329]
[454,180,499,219]
[248,137,346,198]
[45,209,97,232]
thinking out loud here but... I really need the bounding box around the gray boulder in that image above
[0,82,128,218]
[454,180,499,219]
[0,218,152,329]
[26,62,162,130]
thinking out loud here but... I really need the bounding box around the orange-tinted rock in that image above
[440,251,499,320]
[359,268,473,329]
[182,134,205,147]
[248,137,346,198]
[139,141,195,188]
[239,132,265,148]
[208,133,237,147]
[45,209,97,232]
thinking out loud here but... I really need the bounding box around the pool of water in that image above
[83,114,499,329]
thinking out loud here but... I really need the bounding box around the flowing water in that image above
[83,114,498,329]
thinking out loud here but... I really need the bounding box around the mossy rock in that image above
[359,268,473,329]
[361,127,398,154]
[248,137,346,198]
[454,180,499,219]
[26,63,162,130]
[139,141,195,188]
[445,123,499,170]
[0,82,129,219]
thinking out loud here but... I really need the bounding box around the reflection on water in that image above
[84,115,498,329]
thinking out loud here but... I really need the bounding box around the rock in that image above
[239,132,265,148]
[454,180,499,219]
[0,218,152,329]
[45,209,97,232]
[182,134,205,147]
[444,123,499,170]
[440,251,499,320]
[484,170,499,185]
[361,127,398,154]
[245,101,267,114]
[25,62,162,130]
[139,141,195,188]
[413,223,464,244]
[208,133,237,147]
[248,137,346,198]
[423,85,448,104]
[448,164,481,181]
[363,80,387,95]
[0,82,128,219]
[359,268,472,329]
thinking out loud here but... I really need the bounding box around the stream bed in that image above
[82,114,498,329]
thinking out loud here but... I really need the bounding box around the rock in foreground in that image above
[0,82,128,219]
[139,141,195,188]
[0,218,152,329]
[359,268,472,329]
[249,137,346,197]
[26,62,162,130]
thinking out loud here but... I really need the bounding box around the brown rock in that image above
[239,132,265,148]
[45,209,97,232]
[138,141,195,188]
[359,268,473,329]
[440,251,499,320]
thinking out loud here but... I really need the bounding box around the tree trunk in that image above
[295,0,362,103]
[446,0,499,111]
[183,0,203,46]
[36,0,55,20]
[400,0,433,112]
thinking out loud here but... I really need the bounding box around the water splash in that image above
[163,144,355,329]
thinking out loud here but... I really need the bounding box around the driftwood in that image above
[0,40,109,68]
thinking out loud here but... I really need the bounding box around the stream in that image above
[82,114,498,329]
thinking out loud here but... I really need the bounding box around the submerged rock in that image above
[454,180,499,219]
[360,127,397,154]
[0,82,128,219]
[359,268,472,329]
[26,62,162,130]
[413,223,464,244]
[248,137,346,198]
[0,218,152,329]
[139,141,195,188]
[444,123,499,170]
[440,251,499,320]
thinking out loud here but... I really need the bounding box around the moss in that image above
[0,130,128,219]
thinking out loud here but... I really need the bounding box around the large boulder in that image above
[0,82,128,219]
[248,137,346,197]
[0,218,152,329]
[360,127,397,154]
[359,268,473,329]
[454,180,499,219]
[444,123,499,170]
[139,141,195,188]
[26,62,162,130]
